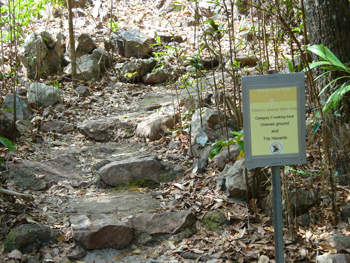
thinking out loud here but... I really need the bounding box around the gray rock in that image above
[332,254,350,263]
[188,107,237,159]
[217,158,266,200]
[78,117,134,142]
[92,160,112,171]
[92,48,111,72]
[130,211,195,235]
[42,107,57,118]
[289,188,320,215]
[39,121,66,132]
[7,160,81,183]
[16,120,34,134]
[2,94,33,121]
[67,246,87,260]
[75,86,90,97]
[64,54,101,81]
[70,213,134,250]
[120,58,156,83]
[142,68,170,84]
[341,202,350,223]
[5,169,48,191]
[28,82,62,106]
[0,113,20,140]
[19,33,64,79]
[169,140,181,149]
[4,224,60,253]
[99,155,164,186]
[212,144,241,171]
[76,33,97,57]
[78,118,116,141]
[328,235,350,252]
[109,29,155,58]
[230,51,258,67]
[135,114,176,141]
[192,158,207,173]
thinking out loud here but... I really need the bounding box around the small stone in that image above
[67,246,87,260]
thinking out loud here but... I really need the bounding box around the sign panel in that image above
[242,73,306,169]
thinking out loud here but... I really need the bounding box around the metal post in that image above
[272,165,284,263]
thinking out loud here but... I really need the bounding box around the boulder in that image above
[39,121,73,134]
[217,158,266,200]
[92,48,111,72]
[120,58,156,83]
[130,211,195,235]
[142,68,170,84]
[75,33,97,57]
[135,114,176,141]
[106,29,155,58]
[27,82,63,106]
[74,85,90,97]
[342,202,350,223]
[288,188,320,215]
[0,114,20,141]
[328,235,350,253]
[18,32,65,79]
[70,213,134,250]
[212,144,241,170]
[4,224,60,253]
[99,155,164,186]
[64,54,101,81]
[78,118,118,141]
[16,120,34,134]
[188,107,237,158]
[2,94,32,121]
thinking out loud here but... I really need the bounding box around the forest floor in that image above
[1,0,349,262]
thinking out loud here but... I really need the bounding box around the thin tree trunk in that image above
[67,0,76,87]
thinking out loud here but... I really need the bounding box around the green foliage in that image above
[0,136,16,151]
[209,130,244,159]
[285,166,321,181]
[0,0,62,41]
[307,44,350,114]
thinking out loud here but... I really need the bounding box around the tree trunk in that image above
[67,0,77,86]
[305,0,350,185]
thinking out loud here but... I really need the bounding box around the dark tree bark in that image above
[67,0,76,86]
[305,0,350,184]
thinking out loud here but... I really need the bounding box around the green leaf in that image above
[209,145,223,159]
[308,45,349,71]
[313,120,322,134]
[0,136,16,151]
[237,141,244,152]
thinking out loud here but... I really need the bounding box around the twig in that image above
[0,186,33,201]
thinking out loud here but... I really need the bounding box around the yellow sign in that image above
[249,87,298,156]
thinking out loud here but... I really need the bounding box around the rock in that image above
[192,158,207,173]
[202,211,229,231]
[341,202,350,223]
[107,29,155,58]
[120,58,156,83]
[28,82,63,106]
[331,254,350,263]
[70,213,134,250]
[4,224,60,253]
[42,107,57,118]
[169,140,181,149]
[212,144,241,171]
[233,51,258,67]
[99,155,164,186]
[0,114,20,141]
[2,94,33,121]
[289,188,320,215]
[74,86,90,97]
[91,48,111,72]
[75,33,97,57]
[142,68,170,84]
[296,213,310,226]
[130,211,196,235]
[135,114,176,141]
[217,158,266,200]
[328,235,350,252]
[158,33,184,43]
[188,107,237,159]
[16,120,34,134]
[7,160,81,183]
[39,121,66,132]
[64,54,101,81]
[158,0,177,13]
[5,169,48,191]
[67,246,87,260]
[92,159,112,171]
[18,33,65,79]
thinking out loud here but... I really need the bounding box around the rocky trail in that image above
[1,0,350,262]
